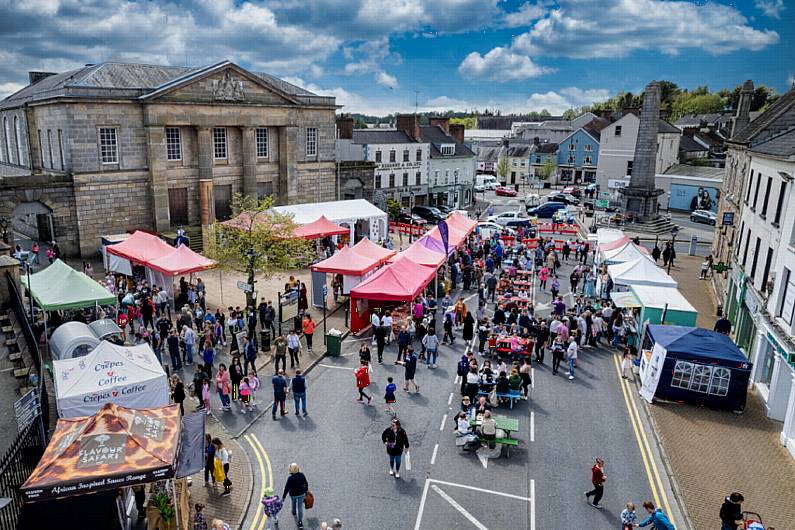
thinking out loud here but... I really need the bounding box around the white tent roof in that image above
[608,257,677,288]
[53,341,169,418]
[49,322,101,361]
[596,228,626,246]
[602,242,647,264]
[272,199,387,225]
[631,285,697,312]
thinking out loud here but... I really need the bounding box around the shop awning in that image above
[608,257,677,288]
[21,402,181,502]
[351,237,396,264]
[312,245,382,276]
[610,291,642,308]
[146,244,217,276]
[106,230,174,264]
[20,259,116,311]
[350,255,436,302]
[388,241,446,268]
[293,215,349,239]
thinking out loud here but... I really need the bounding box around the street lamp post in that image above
[25,263,34,322]
[246,248,257,309]
[667,226,679,274]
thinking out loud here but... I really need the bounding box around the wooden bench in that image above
[2,326,14,334]
[14,367,30,387]
[476,389,522,409]
[478,436,520,456]
[8,352,23,365]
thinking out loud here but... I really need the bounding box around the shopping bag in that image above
[303,491,314,509]
[213,458,226,483]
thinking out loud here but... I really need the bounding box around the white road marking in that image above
[413,479,431,530]
[440,414,448,431]
[530,479,536,530]
[427,479,533,502]
[531,368,535,389]
[431,443,439,465]
[477,449,489,469]
[317,363,353,371]
[431,485,489,530]
[530,411,535,442]
[447,392,454,406]
[454,375,461,385]
[463,293,479,303]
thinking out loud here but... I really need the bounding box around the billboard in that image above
[669,184,718,212]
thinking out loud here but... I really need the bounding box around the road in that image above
[238,245,681,530]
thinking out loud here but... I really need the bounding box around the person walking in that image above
[244,335,258,376]
[203,433,215,485]
[551,336,565,375]
[381,418,410,479]
[634,501,675,529]
[171,375,186,416]
[287,329,302,369]
[291,369,308,417]
[719,492,744,530]
[354,360,373,404]
[399,347,419,393]
[215,364,231,412]
[229,356,244,401]
[272,370,288,419]
[396,326,411,362]
[302,313,316,353]
[422,329,440,368]
[167,330,182,371]
[282,463,309,529]
[462,310,475,353]
[519,357,532,400]
[374,322,386,364]
[213,438,232,496]
[566,337,578,381]
[260,487,283,530]
[273,333,288,373]
[584,457,606,509]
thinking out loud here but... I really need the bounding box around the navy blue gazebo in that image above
[643,325,752,412]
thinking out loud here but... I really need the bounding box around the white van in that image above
[522,193,541,208]
[475,175,499,191]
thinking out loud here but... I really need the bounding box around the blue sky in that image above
[0,0,792,115]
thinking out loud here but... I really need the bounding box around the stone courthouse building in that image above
[0,60,337,256]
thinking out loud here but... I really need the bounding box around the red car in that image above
[495,186,518,197]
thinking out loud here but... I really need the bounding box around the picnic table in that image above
[496,296,532,307]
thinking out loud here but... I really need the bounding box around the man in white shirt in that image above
[381,313,393,344]
[371,311,381,345]
[566,338,578,380]
[181,326,195,365]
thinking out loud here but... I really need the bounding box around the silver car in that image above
[690,209,717,226]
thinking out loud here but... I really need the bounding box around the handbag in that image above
[303,490,314,509]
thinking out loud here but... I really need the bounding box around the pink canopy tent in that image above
[351,237,396,264]
[598,235,631,252]
[312,245,382,276]
[106,231,174,263]
[293,215,349,239]
[147,244,217,276]
[350,255,436,302]
[445,213,477,234]
[388,241,446,268]
[418,235,452,256]
[428,224,469,249]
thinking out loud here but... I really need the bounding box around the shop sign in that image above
[78,433,127,468]
[608,179,630,189]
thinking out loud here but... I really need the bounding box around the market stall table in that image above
[493,335,533,356]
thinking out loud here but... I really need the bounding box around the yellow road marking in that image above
[611,353,661,508]
[250,434,274,530]
[617,355,673,516]
[245,434,268,530]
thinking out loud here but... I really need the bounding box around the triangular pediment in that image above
[140,61,299,105]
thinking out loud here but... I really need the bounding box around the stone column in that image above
[146,126,171,232]
[780,371,795,458]
[197,127,213,182]
[0,255,20,304]
[241,127,258,201]
[196,127,215,248]
[278,126,298,205]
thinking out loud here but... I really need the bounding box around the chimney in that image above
[336,115,354,140]
[429,117,450,134]
[396,114,421,141]
[731,79,754,138]
[600,110,612,119]
[449,124,465,144]
[28,71,56,85]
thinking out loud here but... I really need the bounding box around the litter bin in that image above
[326,330,342,356]
[260,329,271,352]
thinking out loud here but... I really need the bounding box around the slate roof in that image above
[679,135,709,152]
[351,129,416,145]
[732,88,795,145]
[748,127,795,158]
[1,60,322,109]
[478,146,502,162]
[419,125,474,158]
[663,164,725,179]
[582,124,602,142]
[535,142,559,154]
[506,145,533,157]
[658,119,681,134]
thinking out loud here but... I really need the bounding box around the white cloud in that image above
[788,73,795,87]
[511,0,779,59]
[503,2,548,28]
[375,71,398,88]
[458,47,554,81]
[525,86,610,114]
[755,0,786,18]
[0,82,25,100]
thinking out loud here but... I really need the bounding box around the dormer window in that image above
[441,144,455,156]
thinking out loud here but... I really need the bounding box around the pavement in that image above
[646,255,795,530]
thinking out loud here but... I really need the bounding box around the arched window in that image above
[3,117,12,164]
[14,116,23,165]
[0,116,6,163]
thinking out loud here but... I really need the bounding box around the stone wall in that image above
[0,107,30,170]
[338,161,376,203]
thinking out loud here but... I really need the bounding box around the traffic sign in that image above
[236,281,254,293]
[13,388,40,434]
[722,212,735,226]
[596,199,610,209]
[322,285,328,297]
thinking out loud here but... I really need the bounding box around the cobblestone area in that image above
[651,254,795,530]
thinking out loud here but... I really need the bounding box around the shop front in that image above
[725,264,757,357]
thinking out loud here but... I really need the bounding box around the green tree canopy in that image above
[496,155,510,181]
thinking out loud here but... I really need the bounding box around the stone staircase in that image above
[184,226,204,254]
[626,216,678,235]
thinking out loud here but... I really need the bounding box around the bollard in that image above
[688,234,697,256]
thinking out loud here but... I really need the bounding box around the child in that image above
[384,376,397,417]
[247,370,260,405]
[193,503,208,530]
[620,502,637,530]
[260,486,283,529]
[239,377,252,414]
[214,320,225,347]
[201,379,211,415]
[621,349,634,380]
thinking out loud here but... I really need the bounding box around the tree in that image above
[450,116,476,129]
[538,157,557,181]
[671,92,725,120]
[208,193,312,308]
[496,155,510,182]
[562,108,577,121]
[385,198,401,220]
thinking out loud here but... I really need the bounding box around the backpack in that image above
[355,367,370,388]
[457,358,469,376]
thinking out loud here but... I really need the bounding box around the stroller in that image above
[743,512,765,530]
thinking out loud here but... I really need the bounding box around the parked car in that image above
[562,186,582,198]
[435,204,454,215]
[477,222,516,239]
[690,209,717,226]
[487,211,528,226]
[504,220,538,236]
[411,205,445,223]
[495,186,518,197]
[527,201,568,218]
[522,193,541,208]
[396,212,426,225]
[547,192,579,205]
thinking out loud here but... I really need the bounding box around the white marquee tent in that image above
[53,341,169,418]
[608,257,678,288]
[601,241,649,265]
[272,199,389,243]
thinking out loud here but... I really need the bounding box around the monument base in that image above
[620,187,664,223]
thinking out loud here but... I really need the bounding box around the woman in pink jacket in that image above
[215,364,232,412]
[538,266,551,290]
